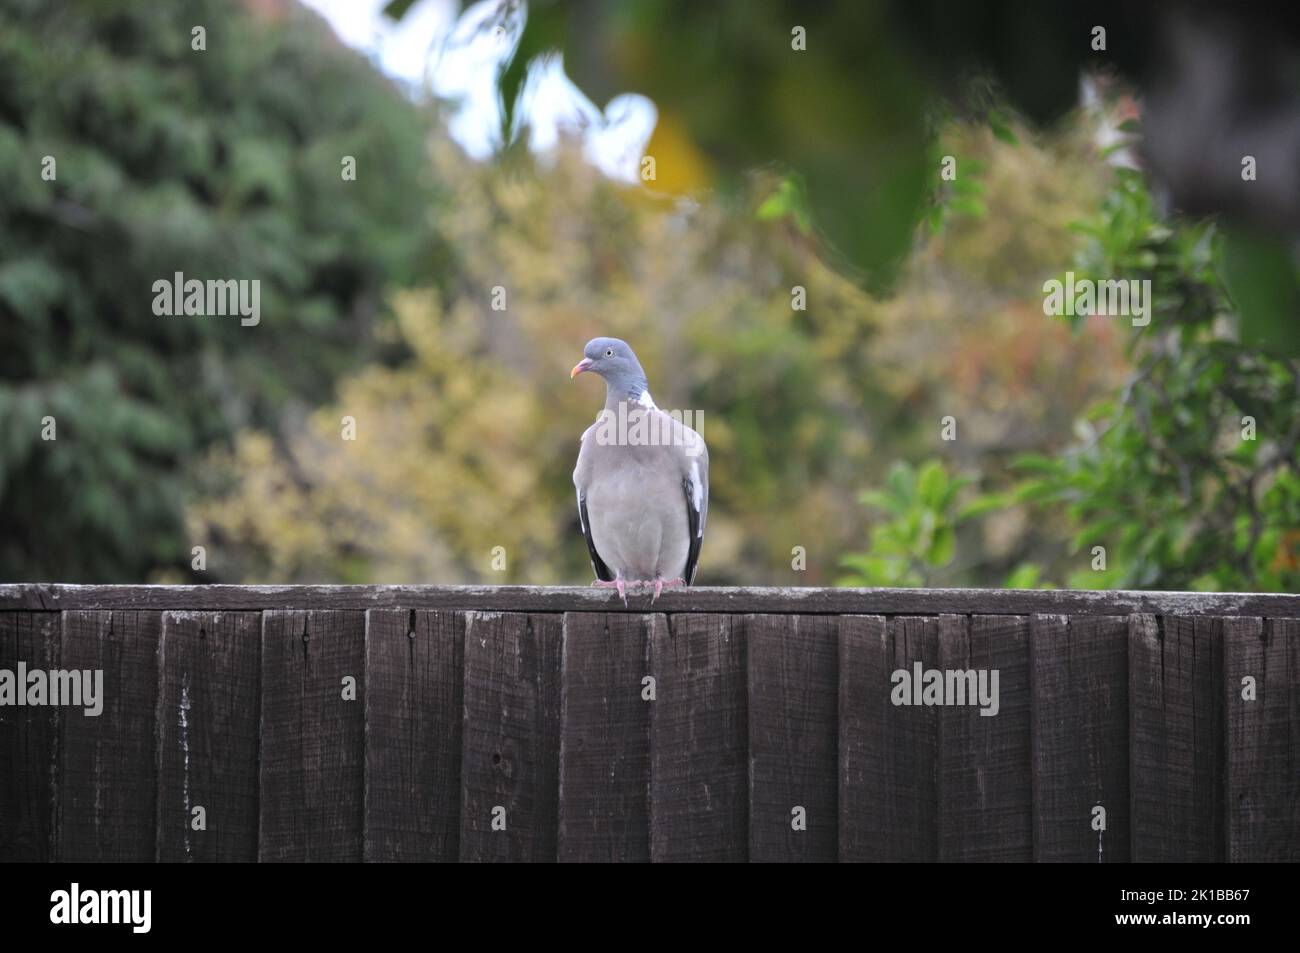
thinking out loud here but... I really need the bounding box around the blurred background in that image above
[2,0,1298,591]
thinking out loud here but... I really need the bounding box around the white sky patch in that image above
[300,0,655,181]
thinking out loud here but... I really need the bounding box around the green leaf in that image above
[988,112,1019,145]
[1222,229,1300,355]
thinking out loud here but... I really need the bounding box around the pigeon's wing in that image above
[679,425,709,585]
[574,424,614,582]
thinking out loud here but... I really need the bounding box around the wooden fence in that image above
[1,585,1297,862]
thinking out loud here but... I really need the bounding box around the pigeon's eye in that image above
[604,348,614,358]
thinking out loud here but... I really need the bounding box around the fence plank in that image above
[1225,617,1299,861]
[0,612,61,861]
[156,611,260,862]
[1031,614,1129,862]
[839,615,938,861]
[460,612,561,862]
[1128,614,1224,861]
[838,614,886,861]
[59,610,160,861]
[363,609,463,862]
[649,613,747,862]
[557,612,653,862]
[749,613,838,862]
[260,610,365,861]
[939,615,1031,861]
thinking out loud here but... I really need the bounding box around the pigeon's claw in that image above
[592,576,629,607]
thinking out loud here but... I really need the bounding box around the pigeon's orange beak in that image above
[570,357,593,379]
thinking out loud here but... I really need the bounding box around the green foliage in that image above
[1012,168,1300,591]
[0,0,438,580]
[491,0,932,290]
[838,460,973,587]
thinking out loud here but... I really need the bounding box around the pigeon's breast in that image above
[586,447,689,580]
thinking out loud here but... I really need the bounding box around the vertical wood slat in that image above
[259,610,365,862]
[156,611,261,862]
[749,614,838,862]
[1128,614,1224,862]
[460,612,561,862]
[1031,614,1129,862]
[59,610,160,862]
[0,612,61,861]
[649,613,748,862]
[363,609,463,862]
[1225,617,1299,862]
[839,615,939,861]
[558,612,654,862]
[939,615,1032,861]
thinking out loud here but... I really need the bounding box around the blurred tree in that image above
[846,151,1300,593]
[0,0,440,580]
[191,116,1126,586]
[190,140,890,584]
[1009,166,1300,591]
[406,0,1300,350]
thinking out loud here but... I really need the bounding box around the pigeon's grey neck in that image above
[603,367,651,410]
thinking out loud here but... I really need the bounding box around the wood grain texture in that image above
[837,614,886,862]
[156,611,261,862]
[59,610,160,862]
[1128,614,1224,862]
[0,612,60,861]
[1225,617,1299,862]
[363,609,463,862]
[259,610,365,862]
[557,612,653,862]
[1031,614,1129,862]
[649,613,747,861]
[839,615,939,861]
[939,615,1031,862]
[460,612,561,862]
[6,584,1299,617]
[748,613,838,862]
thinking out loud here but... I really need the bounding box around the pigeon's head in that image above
[571,337,648,397]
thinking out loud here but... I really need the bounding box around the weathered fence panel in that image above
[1,585,1297,863]
[1128,614,1224,862]
[364,609,463,862]
[939,614,1032,862]
[1031,614,1130,862]
[460,611,561,862]
[839,615,940,862]
[0,612,59,861]
[557,612,653,862]
[1225,617,1300,862]
[649,613,747,862]
[748,614,838,863]
[60,610,159,862]
[259,610,365,862]
[156,611,260,862]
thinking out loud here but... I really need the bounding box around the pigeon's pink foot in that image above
[592,576,628,606]
[650,576,687,604]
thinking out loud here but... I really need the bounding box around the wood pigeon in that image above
[571,337,708,604]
